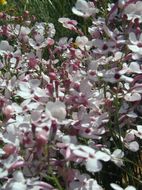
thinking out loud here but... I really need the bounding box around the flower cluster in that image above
[0,0,141,189]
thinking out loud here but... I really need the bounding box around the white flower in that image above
[128,32,142,55]
[96,68,119,83]
[6,182,27,190]
[0,40,14,55]
[17,80,47,102]
[29,34,50,50]
[124,92,141,102]
[118,0,126,9]
[128,62,142,74]
[72,0,98,18]
[73,145,110,172]
[85,151,110,172]
[110,183,136,190]
[2,171,26,190]
[84,179,103,190]
[111,149,124,167]
[85,158,102,172]
[1,123,20,147]
[123,1,142,23]
[46,100,66,121]
[75,36,92,50]
[136,125,142,139]
[62,135,77,144]
[33,22,55,38]
[0,168,8,179]
[17,81,34,99]
[69,171,103,190]
[12,24,31,36]
[126,141,139,152]
[69,178,103,190]
[1,154,24,170]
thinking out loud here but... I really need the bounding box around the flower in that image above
[46,100,66,121]
[111,149,124,167]
[69,178,103,190]
[3,171,27,190]
[85,151,111,172]
[72,145,110,172]
[110,183,136,190]
[136,125,142,139]
[0,40,13,55]
[58,17,78,30]
[118,0,126,9]
[68,170,103,190]
[125,141,139,152]
[17,80,47,102]
[75,36,92,50]
[0,0,7,5]
[123,1,142,23]
[128,32,142,55]
[72,0,98,18]
[124,92,141,102]
[29,34,52,50]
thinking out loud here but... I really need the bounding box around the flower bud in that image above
[3,144,16,157]
[2,105,14,119]
[118,0,126,9]
[36,131,47,146]
[49,72,57,81]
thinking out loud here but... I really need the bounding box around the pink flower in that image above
[58,17,78,30]
[2,105,14,119]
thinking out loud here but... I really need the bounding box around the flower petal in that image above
[85,158,102,172]
[95,151,111,161]
[110,183,123,190]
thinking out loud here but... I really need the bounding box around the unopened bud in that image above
[36,131,47,146]
[118,0,126,9]
[2,105,14,119]
[49,120,57,142]
[3,144,16,157]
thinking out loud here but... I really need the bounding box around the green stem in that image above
[49,167,64,190]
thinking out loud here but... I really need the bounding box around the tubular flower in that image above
[0,0,7,5]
